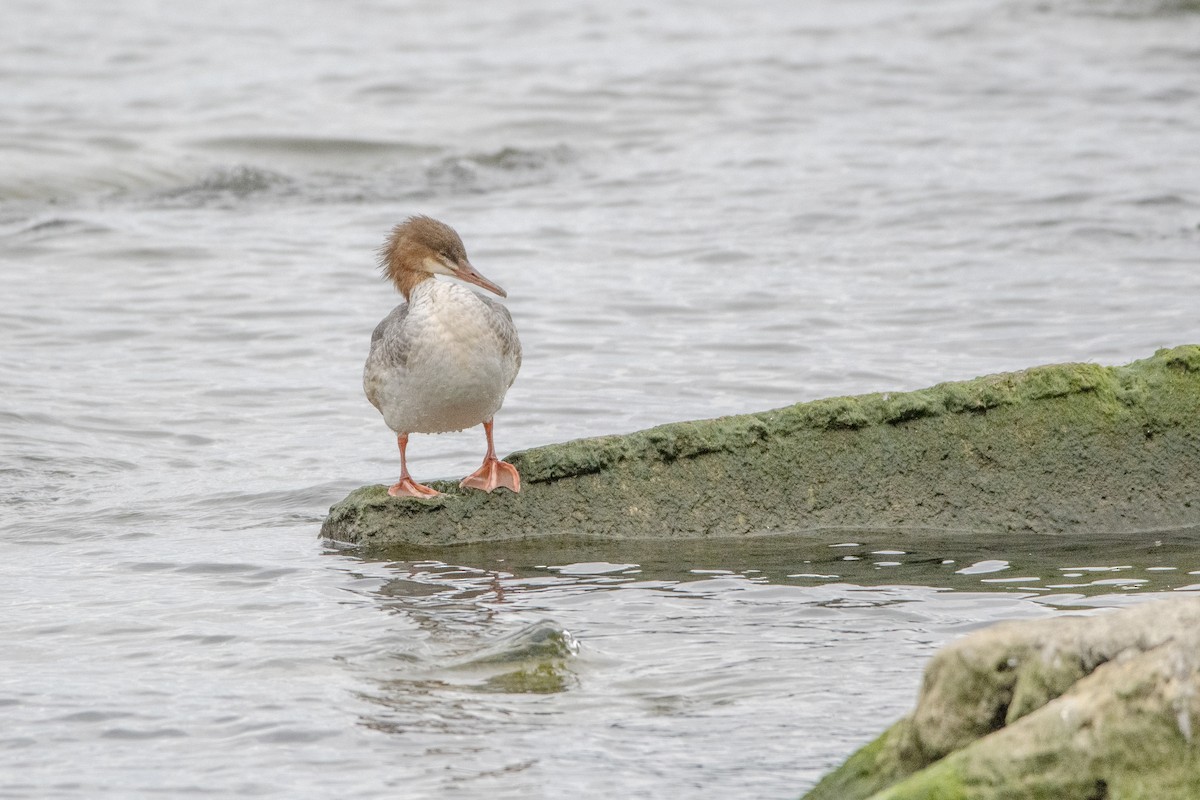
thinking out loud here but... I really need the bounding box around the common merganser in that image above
[363,216,522,498]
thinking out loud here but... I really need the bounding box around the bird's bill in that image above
[453,261,508,298]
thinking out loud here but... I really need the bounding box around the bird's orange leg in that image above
[388,433,441,498]
[460,419,521,493]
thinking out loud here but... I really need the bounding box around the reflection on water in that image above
[363,526,1200,602]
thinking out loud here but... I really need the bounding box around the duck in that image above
[363,215,522,498]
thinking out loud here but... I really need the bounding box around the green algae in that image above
[795,720,923,800]
[321,345,1200,548]
[481,663,571,695]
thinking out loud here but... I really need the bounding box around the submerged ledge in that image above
[321,345,1200,548]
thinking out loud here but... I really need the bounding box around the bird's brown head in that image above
[379,215,507,300]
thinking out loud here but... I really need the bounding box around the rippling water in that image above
[3,0,1199,797]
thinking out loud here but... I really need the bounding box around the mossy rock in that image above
[322,345,1200,548]
[803,597,1200,800]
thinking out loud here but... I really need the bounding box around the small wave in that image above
[443,621,579,695]
[1127,193,1195,207]
[1,138,582,213]
[1045,0,1200,16]
[2,216,114,243]
[457,620,579,667]
[151,165,297,207]
[189,134,439,159]
[424,145,578,194]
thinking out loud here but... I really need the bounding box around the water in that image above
[2,0,1199,797]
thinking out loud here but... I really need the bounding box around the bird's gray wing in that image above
[369,303,410,362]
[364,303,411,411]
[477,295,522,384]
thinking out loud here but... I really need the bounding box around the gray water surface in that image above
[3,0,1200,797]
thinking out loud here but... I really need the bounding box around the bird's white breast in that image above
[364,280,520,435]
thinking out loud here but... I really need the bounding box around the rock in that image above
[802,596,1200,800]
[321,345,1200,548]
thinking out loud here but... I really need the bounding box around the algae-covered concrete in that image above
[321,345,1200,548]
[802,596,1200,800]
